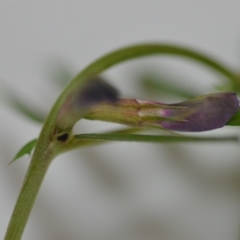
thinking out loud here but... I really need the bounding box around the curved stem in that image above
[68,43,237,91]
[4,43,237,240]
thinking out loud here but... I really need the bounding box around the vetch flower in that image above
[86,92,239,132]
[149,92,239,131]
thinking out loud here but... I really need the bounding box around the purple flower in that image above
[57,77,239,133]
[86,92,239,132]
[146,92,239,132]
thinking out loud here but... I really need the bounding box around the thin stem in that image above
[4,97,61,240]
[61,127,143,153]
[4,146,54,240]
[74,133,239,143]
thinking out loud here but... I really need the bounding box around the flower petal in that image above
[160,92,239,131]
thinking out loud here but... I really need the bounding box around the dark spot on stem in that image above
[57,133,69,142]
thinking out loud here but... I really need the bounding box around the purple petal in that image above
[160,92,239,132]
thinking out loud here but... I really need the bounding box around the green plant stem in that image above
[74,133,238,143]
[4,100,62,240]
[5,43,237,240]
[4,144,54,240]
[60,127,143,153]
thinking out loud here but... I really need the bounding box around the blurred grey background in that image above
[1,1,240,240]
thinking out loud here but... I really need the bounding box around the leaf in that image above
[47,60,75,87]
[10,96,45,123]
[75,133,238,143]
[140,74,197,98]
[10,139,38,164]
